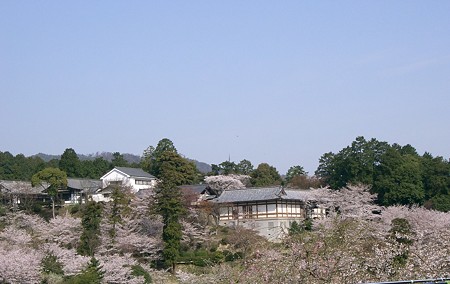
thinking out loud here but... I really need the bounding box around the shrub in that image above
[131,265,152,283]
[41,253,64,276]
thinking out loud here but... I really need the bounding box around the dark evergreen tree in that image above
[422,154,449,197]
[315,137,390,189]
[251,163,282,187]
[285,165,307,185]
[59,148,81,177]
[66,257,104,284]
[78,201,103,256]
[373,148,424,206]
[236,159,254,175]
[111,152,128,167]
[153,143,191,273]
[41,253,64,276]
[142,138,179,176]
[218,160,237,175]
[109,185,131,241]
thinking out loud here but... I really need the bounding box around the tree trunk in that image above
[51,196,55,219]
[171,262,176,274]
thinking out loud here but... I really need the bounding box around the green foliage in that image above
[285,165,307,185]
[161,217,183,269]
[111,152,128,168]
[389,218,414,245]
[315,137,390,189]
[68,204,81,215]
[131,265,152,283]
[288,219,313,236]
[142,138,200,184]
[41,253,64,276]
[223,250,243,262]
[59,148,81,178]
[152,143,189,272]
[251,163,282,187]
[236,159,254,175]
[78,157,112,179]
[78,202,103,256]
[31,167,68,196]
[218,161,237,175]
[429,194,450,212]
[142,138,178,176]
[303,218,313,231]
[65,257,104,284]
[210,159,254,175]
[109,185,131,240]
[179,249,225,267]
[0,151,46,181]
[32,167,68,218]
[315,136,449,209]
[157,151,198,186]
[421,153,450,203]
[388,218,414,268]
[373,148,424,206]
[288,221,302,236]
[0,204,6,217]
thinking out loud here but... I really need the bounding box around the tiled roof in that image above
[0,180,48,194]
[115,167,156,179]
[214,187,317,203]
[67,178,101,190]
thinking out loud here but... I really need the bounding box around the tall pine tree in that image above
[153,146,190,273]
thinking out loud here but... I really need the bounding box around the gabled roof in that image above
[101,167,156,180]
[213,187,316,203]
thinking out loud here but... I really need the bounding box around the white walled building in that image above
[100,167,157,192]
[93,167,157,202]
[213,187,324,241]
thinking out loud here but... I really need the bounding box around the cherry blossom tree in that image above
[204,174,250,194]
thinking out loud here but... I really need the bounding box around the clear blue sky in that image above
[1,1,449,175]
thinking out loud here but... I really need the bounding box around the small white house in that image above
[97,167,157,202]
[100,167,157,192]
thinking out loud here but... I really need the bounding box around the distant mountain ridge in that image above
[32,152,212,173]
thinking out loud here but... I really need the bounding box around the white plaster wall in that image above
[219,217,304,241]
[101,169,156,193]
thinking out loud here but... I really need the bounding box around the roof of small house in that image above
[0,180,49,194]
[179,184,208,194]
[113,167,156,179]
[213,187,316,203]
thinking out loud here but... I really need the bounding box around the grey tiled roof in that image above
[0,180,48,194]
[67,178,101,191]
[214,187,317,203]
[115,167,156,179]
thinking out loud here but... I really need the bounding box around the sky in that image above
[1,1,449,175]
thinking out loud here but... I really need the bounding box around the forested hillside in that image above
[0,150,211,181]
[315,136,450,212]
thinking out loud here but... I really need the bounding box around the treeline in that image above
[0,149,140,181]
[315,136,450,211]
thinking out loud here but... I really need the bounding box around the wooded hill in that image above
[1,136,449,211]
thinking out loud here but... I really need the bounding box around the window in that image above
[135,180,152,185]
[243,205,253,218]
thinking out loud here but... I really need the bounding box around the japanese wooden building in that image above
[213,187,325,240]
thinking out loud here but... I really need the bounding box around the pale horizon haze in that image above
[1,1,449,175]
